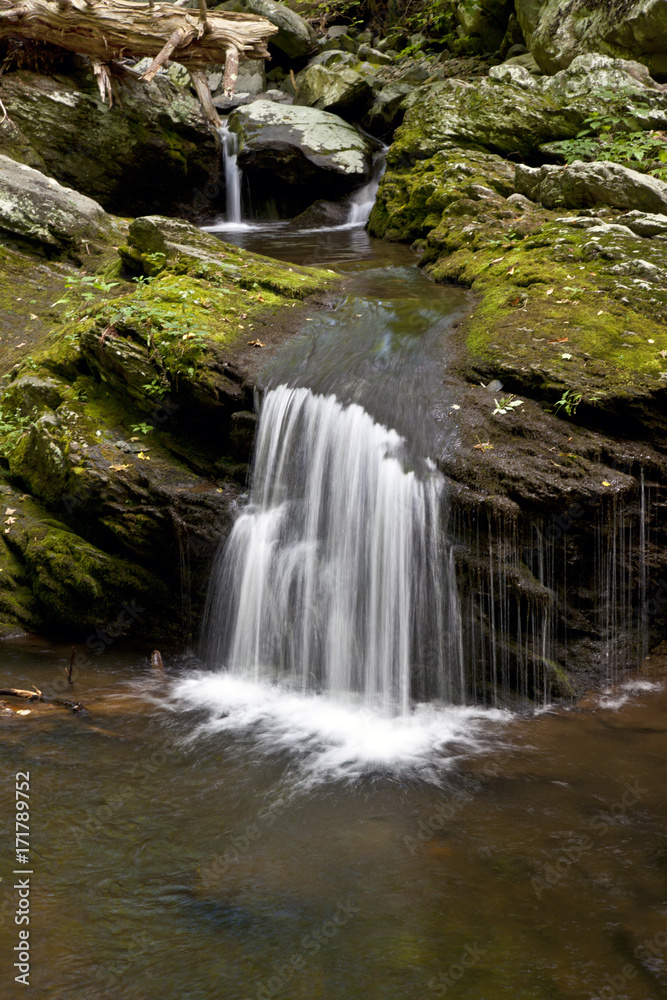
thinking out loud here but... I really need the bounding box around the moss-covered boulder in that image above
[0,214,337,640]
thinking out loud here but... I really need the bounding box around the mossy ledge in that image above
[0,214,338,640]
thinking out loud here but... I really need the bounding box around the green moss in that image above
[428,216,667,400]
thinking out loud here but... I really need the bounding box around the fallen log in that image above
[0,0,278,126]
[0,686,85,712]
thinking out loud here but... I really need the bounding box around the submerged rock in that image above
[515,160,667,214]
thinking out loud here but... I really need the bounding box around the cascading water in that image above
[218,121,242,225]
[203,385,466,715]
[345,147,387,227]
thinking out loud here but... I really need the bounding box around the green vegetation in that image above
[545,92,667,181]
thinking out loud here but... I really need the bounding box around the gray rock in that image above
[357,44,394,65]
[515,160,667,214]
[0,154,115,252]
[520,0,667,76]
[363,81,414,134]
[238,0,315,58]
[294,63,374,119]
[503,52,543,74]
[229,102,375,194]
[290,198,351,228]
[618,210,667,237]
[488,63,537,87]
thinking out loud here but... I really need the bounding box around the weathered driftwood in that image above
[0,0,278,125]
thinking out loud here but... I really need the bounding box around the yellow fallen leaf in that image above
[137,452,151,460]
[602,481,611,486]
[109,464,130,471]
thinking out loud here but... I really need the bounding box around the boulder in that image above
[229,102,376,214]
[363,81,414,135]
[515,160,667,214]
[294,62,374,119]
[0,155,118,254]
[520,0,667,76]
[454,0,515,51]
[234,0,315,58]
[0,64,220,218]
[618,210,667,237]
[289,199,351,228]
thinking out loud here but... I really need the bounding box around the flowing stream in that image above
[0,229,664,1000]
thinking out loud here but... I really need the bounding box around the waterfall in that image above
[203,385,466,715]
[218,121,242,225]
[346,147,387,226]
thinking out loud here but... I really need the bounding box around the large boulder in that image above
[0,63,220,218]
[294,62,375,119]
[222,0,315,59]
[0,155,119,255]
[518,0,667,76]
[515,159,667,213]
[229,102,377,215]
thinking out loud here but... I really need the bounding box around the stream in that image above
[0,228,666,1000]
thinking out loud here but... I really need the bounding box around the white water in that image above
[216,121,244,228]
[203,386,466,715]
[346,147,386,226]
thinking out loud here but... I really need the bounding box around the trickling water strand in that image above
[203,385,464,714]
[346,147,387,226]
[218,121,242,224]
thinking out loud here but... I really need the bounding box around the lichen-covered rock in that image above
[515,160,667,213]
[229,102,377,214]
[0,155,120,256]
[0,64,220,217]
[294,62,374,119]
[521,0,667,76]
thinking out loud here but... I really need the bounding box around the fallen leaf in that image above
[660,350,667,359]
[109,464,130,471]
[602,481,611,486]
[4,517,16,525]
[29,313,38,321]
[474,441,494,452]
[546,287,554,296]
[248,340,265,347]
[597,310,604,316]
[561,353,573,360]
[5,508,15,515]
[16,710,31,716]
[130,437,140,442]
[507,266,515,275]
[137,452,151,460]
[548,337,569,344]
[488,256,505,265]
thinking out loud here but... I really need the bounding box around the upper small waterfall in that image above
[203,385,466,715]
[346,147,387,226]
[218,121,242,225]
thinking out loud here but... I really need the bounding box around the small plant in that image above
[553,389,600,418]
[52,273,121,322]
[493,395,524,416]
[131,422,154,436]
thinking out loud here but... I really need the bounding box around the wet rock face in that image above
[0,64,220,218]
[517,0,667,76]
[229,102,377,215]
